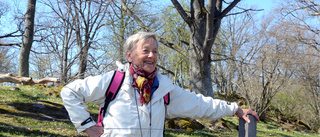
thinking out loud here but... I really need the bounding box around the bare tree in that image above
[18,0,36,77]
[281,0,320,52]
[40,0,77,84]
[296,51,320,131]
[0,2,19,72]
[71,0,112,79]
[0,47,16,73]
[212,6,255,97]
[41,0,112,80]
[279,0,320,131]
[236,15,297,121]
[30,52,56,79]
[0,1,36,48]
[107,0,141,64]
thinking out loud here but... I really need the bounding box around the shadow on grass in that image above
[0,122,73,137]
[0,99,100,124]
[0,100,71,124]
[221,118,238,129]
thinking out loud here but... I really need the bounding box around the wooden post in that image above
[239,115,257,137]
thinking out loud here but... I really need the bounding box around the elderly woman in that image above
[61,31,259,137]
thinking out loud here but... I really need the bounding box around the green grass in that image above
[0,86,88,136]
[164,117,319,137]
[0,85,319,137]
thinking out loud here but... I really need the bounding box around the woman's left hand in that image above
[235,108,260,123]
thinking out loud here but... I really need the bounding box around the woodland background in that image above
[0,0,319,133]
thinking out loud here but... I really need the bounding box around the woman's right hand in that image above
[85,125,104,137]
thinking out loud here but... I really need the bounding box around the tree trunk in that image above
[62,45,68,84]
[78,45,89,79]
[170,0,241,97]
[189,26,215,97]
[119,9,126,64]
[187,0,223,97]
[18,0,36,77]
[60,33,69,85]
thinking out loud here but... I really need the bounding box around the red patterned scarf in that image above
[129,64,157,105]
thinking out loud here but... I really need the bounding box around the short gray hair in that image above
[124,31,159,52]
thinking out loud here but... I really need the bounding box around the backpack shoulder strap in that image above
[97,70,125,127]
[163,92,170,105]
[105,71,125,101]
[162,92,170,135]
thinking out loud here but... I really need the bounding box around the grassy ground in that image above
[0,85,319,137]
[164,117,319,137]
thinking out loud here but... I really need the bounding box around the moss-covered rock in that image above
[33,84,46,89]
[43,85,64,98]
[165,118,205,132]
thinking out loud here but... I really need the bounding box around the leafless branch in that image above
[0,30,22,38]
[170,0,192,25]
[219,0,241,19]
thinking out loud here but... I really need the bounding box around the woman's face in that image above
[126,38,158,73]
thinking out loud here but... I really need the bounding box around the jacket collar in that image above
[117,61,174,104]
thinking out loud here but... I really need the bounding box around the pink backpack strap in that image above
[163,93,170,105]
[97,71,125,127]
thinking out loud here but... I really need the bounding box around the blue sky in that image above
[241,0,274,16]
[1,0,274,34]
[243,0,273,11]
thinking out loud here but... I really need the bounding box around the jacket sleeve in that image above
[60,71,114,133]
[166,84,238,120]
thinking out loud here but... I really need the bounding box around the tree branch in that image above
[0,43,22,47]
[224,8,263,17]
[0,30,22,38]
[158,36,189,58]
[211,52,249,64]
[170,0,192,25]
[119,0,151,32]
[219,0,241,19]
[157,64,175,76]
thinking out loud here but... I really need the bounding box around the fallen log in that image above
[0,73,59,85]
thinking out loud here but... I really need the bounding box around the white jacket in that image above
[61,62,238,137]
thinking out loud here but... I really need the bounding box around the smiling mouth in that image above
[144,62,153,64]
